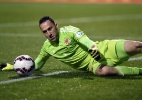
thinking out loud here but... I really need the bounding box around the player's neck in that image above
[50,39,59,45]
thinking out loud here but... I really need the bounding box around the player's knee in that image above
[95,65,118,76]
[125,41,142,55]
[132,41,142,53]
[134,41,142,48]
[95,65,109,76]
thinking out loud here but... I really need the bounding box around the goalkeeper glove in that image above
[0,63,14,71]
[88,46,101,61]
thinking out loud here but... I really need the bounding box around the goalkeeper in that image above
[1,16,142,76]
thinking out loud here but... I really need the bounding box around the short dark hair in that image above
[39,16,55,25]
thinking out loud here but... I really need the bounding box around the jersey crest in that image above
[65,38,70,45]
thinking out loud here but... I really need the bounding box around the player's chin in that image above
[50,38,56,42]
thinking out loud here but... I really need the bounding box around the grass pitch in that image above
[0,2,142,100]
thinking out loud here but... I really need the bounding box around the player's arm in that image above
[79,36,101,60]
[34,54,50,71]
[70,26,97,50]
[72,26,100,60]
[34,43,50,71]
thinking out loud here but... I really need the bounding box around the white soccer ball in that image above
[14,55,35,76]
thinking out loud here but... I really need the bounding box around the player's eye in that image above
[47,27,52,31]
[42,30,47,33]
[42,27,52,33]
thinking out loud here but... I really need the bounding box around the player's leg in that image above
[95,65,119,76]
[92,63,142,76]
[89,40,121,76]
[124,40,142,56]
[89,60,119,76]
[94,65,142,76]
[114,40,142,76]
[91,63,142,76]
[114,66,142,76]
[91,40,142,76]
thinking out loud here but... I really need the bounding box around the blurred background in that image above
[0,0,142,3]
[0,1,142,100]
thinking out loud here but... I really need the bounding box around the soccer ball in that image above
[14,55,35,76]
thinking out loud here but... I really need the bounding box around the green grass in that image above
[0,2,142,100]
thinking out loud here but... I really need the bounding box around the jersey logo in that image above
[65,39,70,45]
[76,32,83,38]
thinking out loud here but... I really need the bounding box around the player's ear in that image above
[55,23,58,27]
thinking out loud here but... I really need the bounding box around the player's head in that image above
[39,16,55,25]
[39,16,59,42]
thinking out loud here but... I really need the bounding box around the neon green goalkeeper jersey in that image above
[35,25,96,70]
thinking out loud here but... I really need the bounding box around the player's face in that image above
[40,20,59,42]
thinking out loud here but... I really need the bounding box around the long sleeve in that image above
[34,55,49,70]
[34,41,50,70]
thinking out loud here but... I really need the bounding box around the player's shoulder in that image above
[43,39,50,46]
[60,25,80,33]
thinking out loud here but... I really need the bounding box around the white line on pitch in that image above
[0,71,69,85]
[0,14,142,27]
[0,33,142,40]
[129,56,142,61]
[0,56,142,85]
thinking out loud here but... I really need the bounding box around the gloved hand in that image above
[0,63,14,71]
[88,46,101,61]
